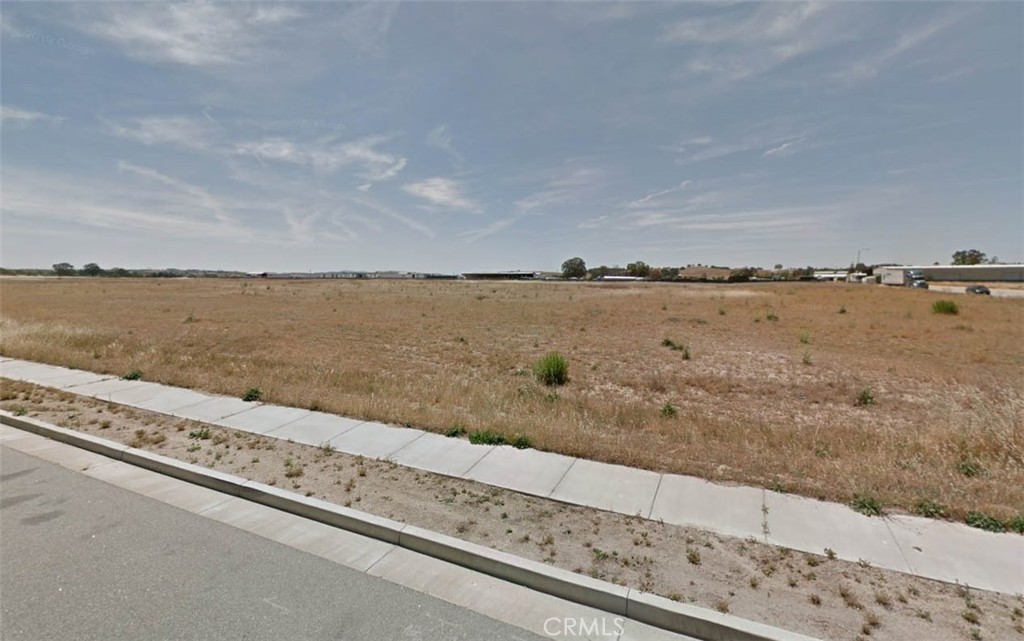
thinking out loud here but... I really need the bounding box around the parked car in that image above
[909,280,929,289]
[965,285,991,295]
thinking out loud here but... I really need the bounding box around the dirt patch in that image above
[2,378,1022,641]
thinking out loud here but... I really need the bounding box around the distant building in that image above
[876,264,1024,283]
[461,270,539,280]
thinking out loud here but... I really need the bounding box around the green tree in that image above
[52,262,75,276]
[952,249,987,265]
[626,261,650,278]
[561,257,587,279]
[81,262,103,277]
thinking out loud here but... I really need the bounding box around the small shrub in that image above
[839,585,863,610]
[801,351,813,366]
[932,300,959,315]
[469,430,506,446]
[444,425,467,438]
[510,435,532,450]
[956,460,984,478]
[686,547,701,565]
[766,312,779,321]
[123,369,143,381]
[838,306,847,314]
[1007,514,1024,534]
[188,427,211,440]
[855,387,875,406]
[798,332,812,344]
[914,499,946,518]
[660,403,677,418]
[534,352,569,386]
[851,494,883,516]
[965,511,1005,532]
[242,387,262,402]
[809,594,822,606]
[545,391,559,403]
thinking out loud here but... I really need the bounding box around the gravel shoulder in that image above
[2,377,1022,641]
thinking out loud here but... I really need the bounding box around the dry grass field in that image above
[1,277,1022,525]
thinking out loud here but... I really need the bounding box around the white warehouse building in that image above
[876,264,1024,283]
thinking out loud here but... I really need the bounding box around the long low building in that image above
[877,264,1024,283]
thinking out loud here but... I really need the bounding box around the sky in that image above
[1,1,1021,273]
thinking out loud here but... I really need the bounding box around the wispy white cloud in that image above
[1,105,65,126]
[117,160,235,226]
[628,181,691,207]
[458,215,521,243]
[349,194,435,239]
[81,1,303,66]
[402,177,479,211]
[2,165,251,241]
[426,125,464,167]
[234,135,407,181]
[515,167,604,212]
[109,115,213,150]
[842,9,974,82]
[762,137,806,158]
[662,2,841,82]
[328,2,398,55]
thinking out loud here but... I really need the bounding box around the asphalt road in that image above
[0,446,542,641]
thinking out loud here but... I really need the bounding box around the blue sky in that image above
[1,2,1021,273]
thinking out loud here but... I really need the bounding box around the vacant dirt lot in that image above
[1,277,1021,524]
[3,379,1022,641]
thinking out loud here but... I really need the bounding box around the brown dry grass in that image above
[1,277,1022,522]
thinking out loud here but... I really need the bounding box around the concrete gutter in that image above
[0,410,819,641]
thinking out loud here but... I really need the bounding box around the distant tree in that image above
[952,249,987,265]
[561,257,587,279]
[108,267,130,278]
[728,267,754,283]
[53,262,75,276]
[661,267,679,281]
[774,263,784,270]
[81,262,103,277]
[626,261,650,278]
[648,267,663,281]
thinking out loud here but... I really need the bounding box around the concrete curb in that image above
[0,410,819,641]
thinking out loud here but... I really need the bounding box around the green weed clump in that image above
[444,425,467,438]
[965,511,1005,532]
[470,430,506,446]
[932,300,959,315]
[855,388,875,406]
[242,387,262,402]
[122,369,143,381]
[534,352,569,386]
[850,494,883,516]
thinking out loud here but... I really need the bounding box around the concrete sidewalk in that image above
[2,357,1021,595]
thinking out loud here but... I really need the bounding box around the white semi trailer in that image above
[878,267,926,286]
